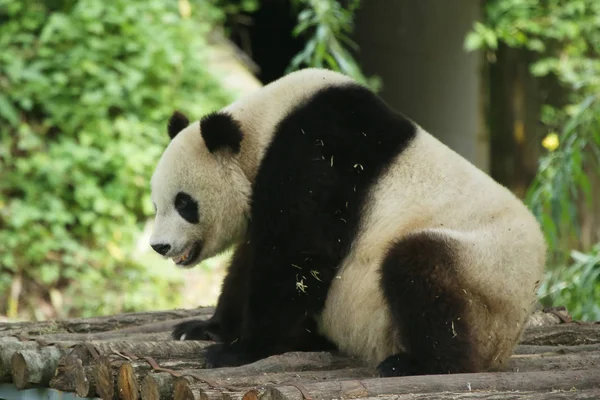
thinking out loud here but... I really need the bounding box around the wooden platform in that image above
[1,307,599,399]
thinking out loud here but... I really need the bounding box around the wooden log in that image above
[521,323,600,346]
[105,357,207,393]
[506,351,600,372]
[26,331,173,343]
[151,351,367,400]
[49,344,598,397]
[49,340,211,398]
[48,353,95,396]
[76,365,97,399]
[0,341,43,382]
[11,345,69,389]
[173,376,230,400]
[8,332,199,391]
[118,362,140,400]
[0,307,214,337]
[95,355,118,400]
[259,368,600,400]
[193,351,365,378]
[49,342,96,393]
[86,340,212,396]
[141,372,174,400]
[172,367,376,400]
[173,376,199,400]
[99,349,360,399]
[29,315,217,342]
[173,387,239,400]
[356,390,600,399]
[515,344,600,355]
[524,310,563,328]
[105,348,600,398]
[59,340,212,361]
[0,340,77,383]
[193,367,373,388]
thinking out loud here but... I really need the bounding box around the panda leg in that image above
[201,263,335,368]
[377,231,480,377]
[172,241,252,343]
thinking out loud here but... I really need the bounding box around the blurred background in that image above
[0,0,598,323]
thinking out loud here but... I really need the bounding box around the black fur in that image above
[174,83,417,367]
[175,192,199,224]
[168,111,190,139]
[378,232,476,377]
[200,112,243,154]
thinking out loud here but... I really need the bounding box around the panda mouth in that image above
[172,241,203,266]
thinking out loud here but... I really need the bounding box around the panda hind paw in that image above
[204,342,259,369]
[377,353,422,377]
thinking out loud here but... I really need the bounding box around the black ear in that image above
[168,111,190,139]
[199,112,243,154]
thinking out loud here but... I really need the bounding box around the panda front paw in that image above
[203,342,259,368]
[171,319,221,341]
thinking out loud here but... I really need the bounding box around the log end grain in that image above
[75,365,97,398]
[94,356,115,400]
[174,376,196,400]
[141,372,175,400]
[10,351,30,389]
[261,386,303,400]
[242,389,260,400]
[11,346,64,389]
[117,362,140,400]
[0,341,39,383]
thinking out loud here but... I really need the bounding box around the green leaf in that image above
[0,94,20,126]
[464,31,484,51]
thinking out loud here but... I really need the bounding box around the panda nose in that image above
[151,243,171,256]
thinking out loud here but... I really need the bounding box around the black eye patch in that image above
[174,192,199,224]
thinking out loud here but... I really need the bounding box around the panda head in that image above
[148,110,251,268]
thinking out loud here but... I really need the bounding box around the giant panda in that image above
[149,68,546,377]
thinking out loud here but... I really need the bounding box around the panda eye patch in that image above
[174,192,199,224]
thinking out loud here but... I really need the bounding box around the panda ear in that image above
[168,111,190,140]
[199,112,243,154]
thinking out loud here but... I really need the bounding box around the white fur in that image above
[149,124,252,265]
[317,129,546,367]
[150,68,546,370]
[150,68,353,266]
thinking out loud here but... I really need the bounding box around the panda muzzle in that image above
[173,241,203,266]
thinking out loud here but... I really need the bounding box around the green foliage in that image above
[286,0,381,91]
[465,0,600,90]
[0,0,234,319]
[466,0,600,320]
[526,96,600,255]
[539,245,600,321]
[215,0,260,16]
